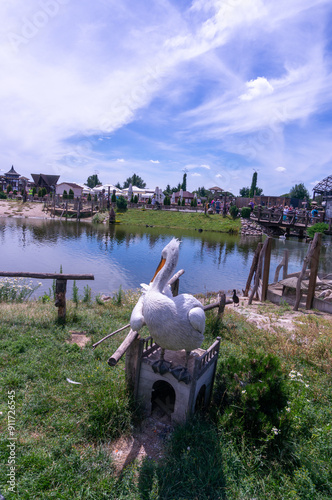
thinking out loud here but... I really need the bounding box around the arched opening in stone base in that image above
[151,380,176,420]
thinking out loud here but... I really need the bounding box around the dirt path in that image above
[0,200,51,219]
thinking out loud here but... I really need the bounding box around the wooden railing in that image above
[0,272,94,321]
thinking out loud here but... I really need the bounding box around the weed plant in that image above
[0,278,41,303]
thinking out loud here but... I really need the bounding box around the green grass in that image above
[0,296,331,499]
[105,208,241,233]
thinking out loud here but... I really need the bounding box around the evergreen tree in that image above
[181,173,187,191]
[86,174,101,188]
[123,174,146,189]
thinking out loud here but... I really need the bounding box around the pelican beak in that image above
[151,257,166,282]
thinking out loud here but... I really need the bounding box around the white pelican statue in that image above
[130,238,205,383]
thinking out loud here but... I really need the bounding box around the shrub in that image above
[6,184,12,193]
[116,195,128,212]
[111,193,116,202]
[133,194,138,204]
[0,191,7,199]
[68,189,74,200]
[212,350,290,444]
[307,222,328,239]
[62,190,68,199]
[229,205,239,219]
[87,193,92,201]
[241,206,252,219]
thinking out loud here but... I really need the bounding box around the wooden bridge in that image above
[250,207,326,237]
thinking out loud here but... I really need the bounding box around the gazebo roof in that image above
[6,165,20,176]
[313,175,332,194]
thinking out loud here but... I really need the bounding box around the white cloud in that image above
[116,159,125,163]
[200,164,211,169]
[150,160,160,163]
[276,166,286,172]
[239,77,274,101]
[192,172,201,177]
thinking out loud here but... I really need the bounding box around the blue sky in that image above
[1,0,332,196]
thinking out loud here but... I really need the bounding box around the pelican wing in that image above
[130,295,145,332]
[188,306,205,334]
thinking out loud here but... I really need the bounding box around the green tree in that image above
[181,173,187,191]
[68,189,74,200]
[63,190,68,199]
[123,174,146,189]
[239,187,250,197]
[289,183,310,200]
[116,195,128,212]
[6,184,12,193]
[249,171,257,197]
[86,174,101,189]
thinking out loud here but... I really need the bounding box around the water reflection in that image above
[0,217,331,298]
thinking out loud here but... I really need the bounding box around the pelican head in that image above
[151,238,180,291]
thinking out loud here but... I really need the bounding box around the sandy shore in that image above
[0,199,52,219]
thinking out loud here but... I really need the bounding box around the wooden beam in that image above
[108,329,139,366]
[244,242,263,296]
[306,233,322,309]
[261,237,272,301]
[0,272,94,280]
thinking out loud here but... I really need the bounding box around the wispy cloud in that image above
[0,0,331,196]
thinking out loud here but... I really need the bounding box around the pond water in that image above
[0,217,331,299]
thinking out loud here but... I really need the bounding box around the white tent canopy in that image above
[92,184,123,195]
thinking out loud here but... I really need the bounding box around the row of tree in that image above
[86,172,311,201]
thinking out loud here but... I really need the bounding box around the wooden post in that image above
[248,238,269,305]
[218,293,226,318]
[125,337,143,395]
[273,249,289,283]
[306,233,322,310]
[244,242,263,296]
[261,237,272,301]
[55,279,67,321]
[293,233,321,311]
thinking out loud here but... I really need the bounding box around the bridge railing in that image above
[251,208,311,226]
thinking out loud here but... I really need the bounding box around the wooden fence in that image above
[0,272,94,321]
[244,233,324,311]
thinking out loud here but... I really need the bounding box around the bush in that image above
[116,195,128,212]
[212,351,290,445]
[0,191,7,199]
[229,205,239,219]
[241,206,252,219]
[111,192,116,202]
[6,184,12,193]
[133,195,138,204]
[68,189,74,200]
[307,222,329,238]
[62,190,67,199]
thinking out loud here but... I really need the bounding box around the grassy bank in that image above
[99,208,241,233]
[0,292,331,499]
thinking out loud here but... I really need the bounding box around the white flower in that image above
[271,427,279,435]
[242,390,246,394]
